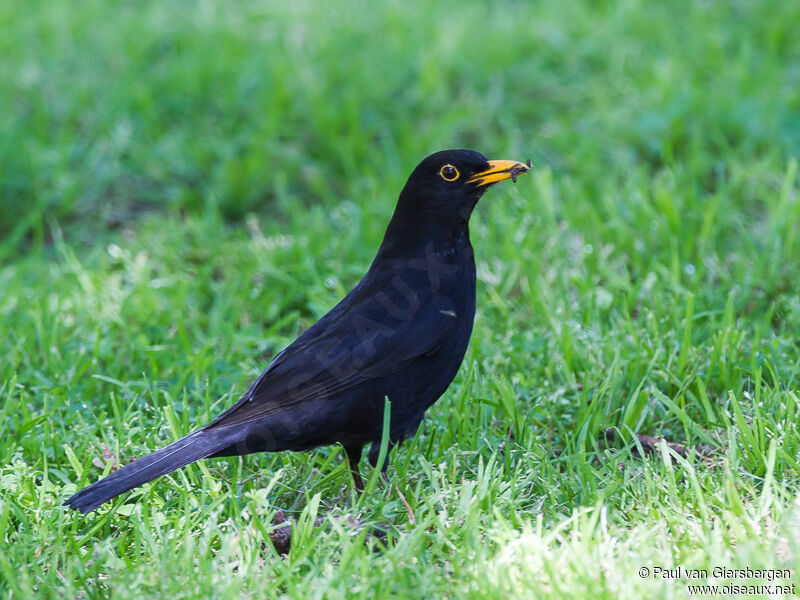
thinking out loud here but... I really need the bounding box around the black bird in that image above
[65,149,530,513]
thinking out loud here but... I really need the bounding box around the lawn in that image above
[2,0,800,597]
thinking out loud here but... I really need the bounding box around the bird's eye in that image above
[439,164,459,181]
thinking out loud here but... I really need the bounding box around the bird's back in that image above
[204,224,477,452]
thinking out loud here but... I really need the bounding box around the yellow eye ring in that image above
[439,164,459,181]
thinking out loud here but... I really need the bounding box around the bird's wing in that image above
[204,267,461,430]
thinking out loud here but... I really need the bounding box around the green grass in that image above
[2,0,800,597]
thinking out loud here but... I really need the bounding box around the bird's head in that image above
[398,149,531,223]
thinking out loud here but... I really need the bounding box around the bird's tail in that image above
[64,429,233,513]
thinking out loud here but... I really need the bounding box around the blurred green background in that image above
[3,0,797,247]
[2,0,800,598]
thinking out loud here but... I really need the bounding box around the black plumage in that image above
[65,149,530,513]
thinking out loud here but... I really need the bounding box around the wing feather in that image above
[204,267,456,430]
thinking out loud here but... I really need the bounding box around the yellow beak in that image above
[467,159,531,186]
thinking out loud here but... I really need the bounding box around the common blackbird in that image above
[65,149,530,513]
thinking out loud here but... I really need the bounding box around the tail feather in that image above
[64,429,232,513]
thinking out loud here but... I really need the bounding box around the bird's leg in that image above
[343,444,364,493]
[368,440,396,483]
